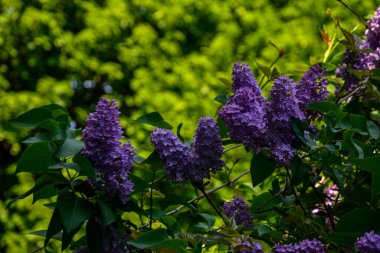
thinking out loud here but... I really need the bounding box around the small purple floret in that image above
[355,231,380,253]
[223,196,253,228]
[274,239,325,253]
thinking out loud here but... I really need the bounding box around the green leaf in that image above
[214,94,228,104]
[257,63,271,77]
[177,123,185,142]
[56,139,84,157]
[371,174,380,200]
[8,104,68,127]
[367,121,380,139]
[6,178,53,208]
[199,213,215,228]
[250,153,277,187]
[29,230,62,241]
[73,155,96,178]
[16,142,55,173]
[349,156,380,176]
[128,228,186,251]
[57,191,93,234]
[335,207,380,233]
[128,228,168,249]
[45,207,64,247]
[98,200,116,226]
[33,184,60,203]
[136,112,172,129]
[129,175,150,193]
[308,101,339,113]
[86,215,103,253]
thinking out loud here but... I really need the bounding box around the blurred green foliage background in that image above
[0,0,378,251]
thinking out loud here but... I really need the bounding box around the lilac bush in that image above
[274,239,325,253]
[355,231,380,253]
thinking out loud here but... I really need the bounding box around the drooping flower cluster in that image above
[355,231,380,253]
[82,98,135,204]
[336,6,380,94]
[223,196,253,228]
[151,116,225,183]
[233,237,263,253]
[219,62,328,165]
[274,239,325,253]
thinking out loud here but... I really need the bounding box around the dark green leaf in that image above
[214,94,228,104]
[57,191,93,234]
[129,175,150,193]
[199,213,215,228]
[367,121,380,139]
[177,123,185,142]
[45,207,64,247]
[349,156,380,176]
[56,139,84,157]
[98,200,116,226]
[8,104,68,127]
[29,230,62,241]
[22,133,55,144]
[136,112,172,130]
[335,207,380,233]
[73,155,96,178]
[16,142,55,173]
[308,101,339,113]
[86,215,103,253]
[33,184,60,203]
[250,153,277,187]
[371,174,380,200]
[128,228,168,249]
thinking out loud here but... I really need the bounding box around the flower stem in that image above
[149,171,156,229]
[336,0,368,28]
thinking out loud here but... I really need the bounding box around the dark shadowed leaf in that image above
[16,142,55,173]
[136,112,172,129]
[86,215,103,253]
[250,153,277,187]
[56,139,84,157]
[214,94,228,104]
[308,101,339,112]
[57,191,93,234]
[45,207,64,247]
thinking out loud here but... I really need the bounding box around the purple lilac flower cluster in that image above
[223,196,253,228]
[274,239,325,253]
[233,237,263,253]
[336,6,380,94]
[219,62,328,165]
[151,116,224,183]
[82,98,135,204]
[355,231,380,253]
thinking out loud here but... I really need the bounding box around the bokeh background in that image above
[0,0,378,252]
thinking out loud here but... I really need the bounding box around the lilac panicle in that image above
[336,6,380,94]
[82,98,124,172]
[190,116,225,182]
[232,62,261,95]
[151,117,224,183]
[223,196,253,228]
[365,6,380,50]
[274,239,325,253]
[150,128,191,183]
[219,63,268,152]
[234,237,263,253]
[82,98,135,204]
[355,231,380,253]
[267,76,304,165]
[296,65,328,121]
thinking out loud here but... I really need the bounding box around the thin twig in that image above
[285,166,308,217]
[149,171,156,229]
[337,85,365,104]
[337,0,368,28]
[199,187,225,222]
[223,144,243,153]
[166,169,250,216]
